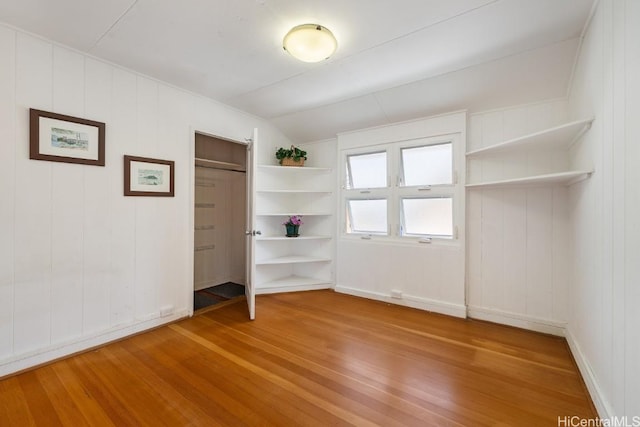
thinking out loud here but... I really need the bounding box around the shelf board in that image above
[256,275,332,294]
[258,165,332,173]
[257,212,332,216]
[195,157,245,172]
[256,256,332,265]
[466,118,594,157]
[466,171,593,189]
[257,189,332,194]
[257,235,332,241]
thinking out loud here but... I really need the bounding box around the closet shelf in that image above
[466,118,594,157]
[257,235,332,241]
[256,256,331,265]
[256,275,332,294]
[195,157,245,172]
[466,170,593,189]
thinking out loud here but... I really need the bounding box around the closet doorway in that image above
[193,133,247,312]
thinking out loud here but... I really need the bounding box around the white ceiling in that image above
[0,0,594,142]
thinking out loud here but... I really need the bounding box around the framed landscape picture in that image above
[124,155,175,197]
[30,108,105,166]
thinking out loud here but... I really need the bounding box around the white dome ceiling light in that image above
[283,24,337,63]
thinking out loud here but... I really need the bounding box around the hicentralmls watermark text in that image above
[558,416,640,427]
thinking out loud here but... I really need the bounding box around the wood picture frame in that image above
[124,155,175,197]
[30,108,105,166]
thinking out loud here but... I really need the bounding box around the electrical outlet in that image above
[159,305,174,317]
[391,290,403,299]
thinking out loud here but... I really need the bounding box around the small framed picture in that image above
[124,155,175,197]
[30,108,105,166]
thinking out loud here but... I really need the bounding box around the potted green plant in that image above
[275,145,307,167]
[283,215,303,237]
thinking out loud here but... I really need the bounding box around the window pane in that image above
[402,198,453,237]
[401,143,452,186]
[347,199,387,234]
[346,151,387,189]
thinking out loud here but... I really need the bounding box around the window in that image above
[401,143,452,186]
[346,151,387,189]
[401,197,453,237]
[346,199,387,234]
[342,135,459,241]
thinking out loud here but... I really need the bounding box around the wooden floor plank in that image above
[0,290,596,425]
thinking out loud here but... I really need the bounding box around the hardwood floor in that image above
[0,290,595,426]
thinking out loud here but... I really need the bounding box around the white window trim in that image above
[340,134,462,245]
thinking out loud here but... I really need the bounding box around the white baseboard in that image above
[565,327,612,419]
[467,305,566,336]
[334,285,467,318]
[0,309,189,378]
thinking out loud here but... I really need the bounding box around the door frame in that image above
[187,127,252,316]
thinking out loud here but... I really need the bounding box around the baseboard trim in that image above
[334,286,467,318]
[565,327,612,419]
[0,309,189,378]
[467,305,566,336]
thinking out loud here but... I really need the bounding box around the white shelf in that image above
[257,189,332,194]
[256,256,331,265]
[259,165,332,173]
[257,235,332,241]
[254,156,334,296]
[466,171,593,189]
[257,212,332,216]
[466,118,594,157]
[256,275,332,294]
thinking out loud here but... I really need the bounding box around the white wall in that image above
[565,0,640,418]
[335,112,466,318]
[466,99,572,335]
[0,25,290,376]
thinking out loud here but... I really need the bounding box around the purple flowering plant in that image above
[283,215,303,226]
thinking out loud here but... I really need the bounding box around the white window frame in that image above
[341,134,461,244]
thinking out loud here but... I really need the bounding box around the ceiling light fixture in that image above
[283,24,337,63]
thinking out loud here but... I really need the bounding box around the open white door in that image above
[244,128,258,320]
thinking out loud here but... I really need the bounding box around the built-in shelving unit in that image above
[254,161,335,295]
[466,117,594,188]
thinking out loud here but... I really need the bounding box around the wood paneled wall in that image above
[0,25,289,376]
[565,0,640,417]
[466,99,570,334]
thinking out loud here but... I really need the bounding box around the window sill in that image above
[340,234,460,247]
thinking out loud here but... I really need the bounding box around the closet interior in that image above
[193,133,247,310]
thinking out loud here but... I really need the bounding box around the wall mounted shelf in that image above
[466,170,593,189]
[466,117,594,157]
[466,117,595,188]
